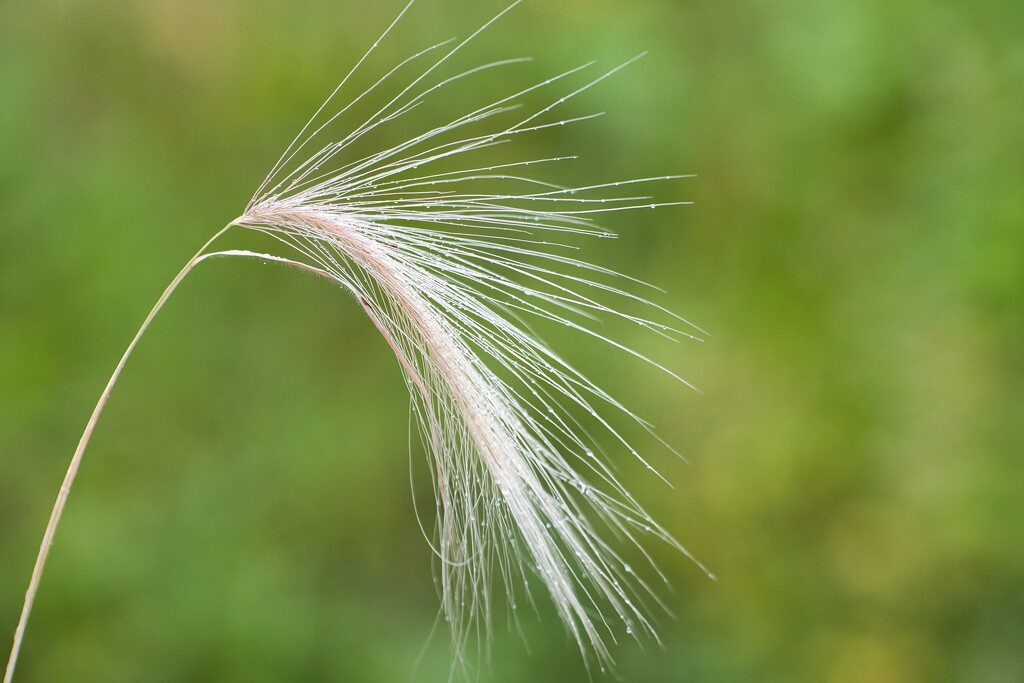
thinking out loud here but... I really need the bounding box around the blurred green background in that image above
[2,0,1022,681]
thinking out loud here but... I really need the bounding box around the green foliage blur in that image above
[2,1,1022,681]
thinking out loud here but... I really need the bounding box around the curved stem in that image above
[3,224,234,683]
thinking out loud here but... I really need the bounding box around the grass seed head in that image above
[235,0,708,669]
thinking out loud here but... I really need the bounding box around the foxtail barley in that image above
[4,1,708,679]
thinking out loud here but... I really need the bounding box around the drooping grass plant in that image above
[4,1,708,679]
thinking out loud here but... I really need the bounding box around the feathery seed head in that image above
[234,0,707,669]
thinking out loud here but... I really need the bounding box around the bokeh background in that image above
[2,0,1022,681]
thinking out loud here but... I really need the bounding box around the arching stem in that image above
[3,224,234,683]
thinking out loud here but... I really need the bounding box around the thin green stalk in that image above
[3,224,234,683]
